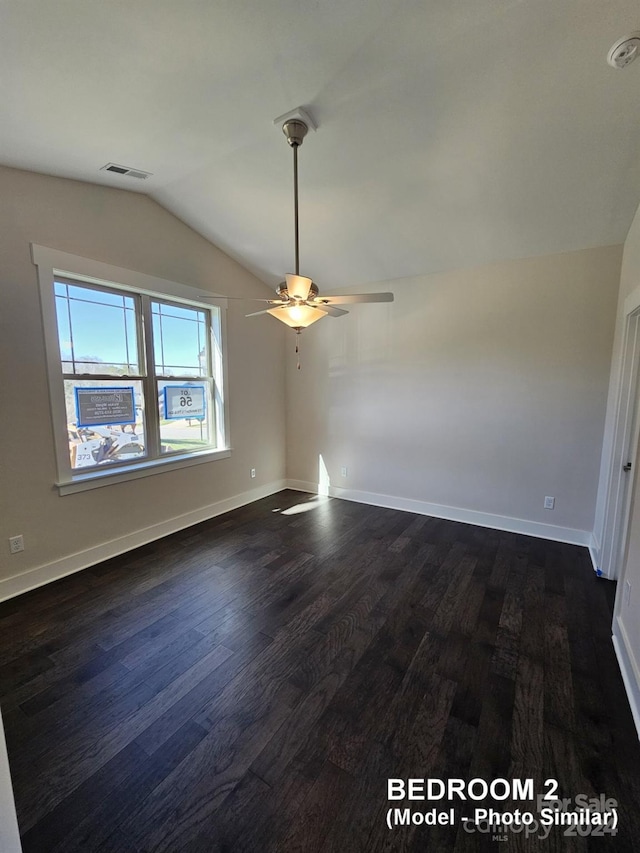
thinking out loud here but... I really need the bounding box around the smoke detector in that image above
[607,32,640,69]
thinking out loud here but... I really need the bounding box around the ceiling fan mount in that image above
[282,119,309,148]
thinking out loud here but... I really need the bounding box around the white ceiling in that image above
[2,0,640,290]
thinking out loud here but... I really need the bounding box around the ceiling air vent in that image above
[100,163,152,180]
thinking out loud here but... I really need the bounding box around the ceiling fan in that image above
[244,112,393,365]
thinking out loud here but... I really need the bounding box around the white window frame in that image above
[32,244,230,495]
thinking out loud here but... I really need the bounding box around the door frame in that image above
[599,288,640,580]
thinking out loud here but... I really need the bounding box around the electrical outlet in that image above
[544,496,555,510]
[341,466,348,478]
[250,468,256,479]
[625,579,632,606]
[9,535,24,554]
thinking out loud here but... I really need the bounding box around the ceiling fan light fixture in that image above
[267,304,327,328]
[285,273,313,301]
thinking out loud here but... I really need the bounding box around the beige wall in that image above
[0,166,286,592]
[619,205,640,306]
[286,246,621,538]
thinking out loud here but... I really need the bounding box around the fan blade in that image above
[245,308,281,317]
[243,298,286,303]
[201,296,285,303]
[321,304,349,317]
[314,292,394,305]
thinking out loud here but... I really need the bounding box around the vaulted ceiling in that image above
[2,0,639,289]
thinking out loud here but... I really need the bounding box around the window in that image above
[33,245,229,493]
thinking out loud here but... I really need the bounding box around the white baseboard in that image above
[286,480,592,547]
[0,480,287,603]
[612,618,640,740]
[0,478,596,598]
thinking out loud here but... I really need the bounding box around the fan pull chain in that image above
[295,328,301,370]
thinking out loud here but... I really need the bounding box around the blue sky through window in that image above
[54,282,208,376]
[152,301,207,376]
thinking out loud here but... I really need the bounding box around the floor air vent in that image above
[100,163,152,180]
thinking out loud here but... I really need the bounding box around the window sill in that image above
[57,447,232,495]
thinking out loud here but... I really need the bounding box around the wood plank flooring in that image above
[1,491,639,852]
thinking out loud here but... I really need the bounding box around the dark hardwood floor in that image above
[1,490,639,852]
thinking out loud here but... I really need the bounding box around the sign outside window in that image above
[75,387,136,427]
[163,385,206,420]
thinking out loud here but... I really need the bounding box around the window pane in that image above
[157,379,213,454]
[66,285,135,310]
[152,301,208,377]
[64,379,146,469]
[54,281,140,374]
